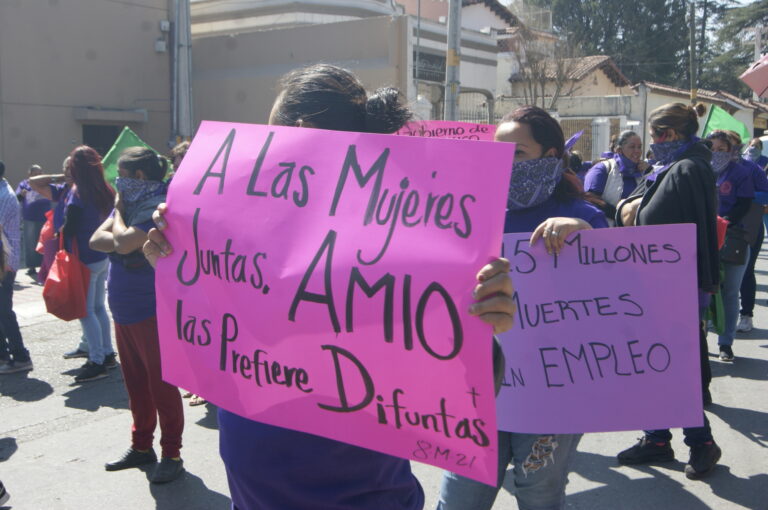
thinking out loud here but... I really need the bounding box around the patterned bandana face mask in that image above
[711,151,732,174]
[507,157,565,211]
[649,140,687,164]
[115,176,167,204]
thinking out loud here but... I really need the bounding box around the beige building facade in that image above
[0,0,174,184]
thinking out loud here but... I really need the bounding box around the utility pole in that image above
[444,0,461,120]
[689,0,697,104]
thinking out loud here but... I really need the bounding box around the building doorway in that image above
[82,124,121,157]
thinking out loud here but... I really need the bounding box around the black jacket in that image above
[617,141,719,294]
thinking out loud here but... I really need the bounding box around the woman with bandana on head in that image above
[584,130,650,222]
[615,102,722,480]
[90,147,185,484]
[705,130,755,360]
[436,106,608,510]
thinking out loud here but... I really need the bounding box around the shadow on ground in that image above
[710,354,768,382]
[564,451,715,510]
[147,469,230,510]
[195,403,219,430]
[706,403,768,448]
[0,437,17,462]
[62,375,129,412]
[0,374,53,402]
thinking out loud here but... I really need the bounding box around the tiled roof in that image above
[509,55,632,88]
[462,0,520,27]
[634,81,756,110]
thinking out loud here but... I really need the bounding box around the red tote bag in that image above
[42,236,91,321]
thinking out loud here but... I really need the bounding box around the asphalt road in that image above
[1,254,767,510]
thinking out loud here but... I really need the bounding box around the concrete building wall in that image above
[461,4,508,31]
[192,16,410,127]
[0,0,173,184]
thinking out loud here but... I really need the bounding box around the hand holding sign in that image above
[152,121,516,484]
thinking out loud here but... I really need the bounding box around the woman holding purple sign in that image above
[615,102,721,480]
[436,106,608,510]
[143,64,518,510]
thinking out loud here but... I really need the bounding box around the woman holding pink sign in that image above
[144,64,518,510]
[436,106,608,510]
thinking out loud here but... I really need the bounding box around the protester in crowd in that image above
[143,63,517,510]
[584,130,649,220]
[166,141,190,183]
[568,150,589,181]
[33,147,117,382]
[0,160,33,375]
[30,157,89,358]
[167,139,206,407]
[729,133,768,333]
[436,106,607,510]
[744,137,768,171]
[90,146,184,483]
[705,130,755,360]
[615,102,721,480]
[15,164,51,278]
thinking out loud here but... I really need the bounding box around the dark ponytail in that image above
[273,64,411,134]
[364,87,411,134]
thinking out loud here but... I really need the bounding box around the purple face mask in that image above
[507,157,565,211]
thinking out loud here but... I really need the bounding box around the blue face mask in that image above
[650,140,687,164]
[115,176,166,204]
[507,157,565,211]
[745,145,761,162]
[615,152,638,174]
[711,151,732,174]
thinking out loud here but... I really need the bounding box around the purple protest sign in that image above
[155,121,515,484]
[497,225,702,433]
[396,121,496,141]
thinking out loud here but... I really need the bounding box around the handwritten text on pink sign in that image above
[497,225,702,433]
[397,121,496,141]
[155,121,514,484]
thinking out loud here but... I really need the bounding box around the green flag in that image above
[702,105,751,145]
[101,126,158,184]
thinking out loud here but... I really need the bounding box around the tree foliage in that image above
[526,0,691,86]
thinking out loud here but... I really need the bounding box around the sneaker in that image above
[685,442,721,480]
[105,447,157,471]
[0,360,33,375]
[63,348,88,359]
[617,437,675,465]
[719,345,734,362]
[736,315,753,332]
[0,480,10,506]
[150,457,185,484]
[104,353,118,369]
[74,361,107,383]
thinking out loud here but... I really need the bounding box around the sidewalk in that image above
[1,256,767,509]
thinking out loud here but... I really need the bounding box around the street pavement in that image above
[1,252,767,510]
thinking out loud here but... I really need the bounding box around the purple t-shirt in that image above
[107,219,156,325]
[50,183,70,231]
[717,161,754,217]
[64,191,108,264]
[16,180,51,222]
[583,155,641,199]
[504,196,608,233]
[218,409,424,510]
[739,158,768,193]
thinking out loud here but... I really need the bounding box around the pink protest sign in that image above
[155,121,515,484]
[497,225,702,433]
[397,120,496,141]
